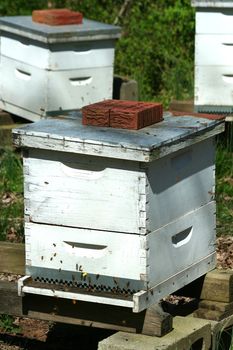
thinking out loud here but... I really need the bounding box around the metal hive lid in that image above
[191,1,233,7]
[12,112,224,162]
[0,16,121,43]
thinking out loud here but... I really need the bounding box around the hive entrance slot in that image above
[172,227,192,248]
[64,241,107,250]
[15,68,31,80]
[69,77,92,86]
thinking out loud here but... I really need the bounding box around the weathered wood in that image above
[0,242,25,274]
[24,222,146,283]
[194,299,233,321]
[194,307,233,321]
[12,114,224,162]
[200,270,233,303]
[142,303,172,336]
[169,100,194,113]
[24,294,173,337]
[0,281,172,337]
[198,300,233,313]
[0,110,14,125]
[24,149,142,234]
[0,281,23,315]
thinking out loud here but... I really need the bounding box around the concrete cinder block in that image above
[210,314,233,350]
[113,76,138,101]
[98,316,211,350]
[120,79,138,101]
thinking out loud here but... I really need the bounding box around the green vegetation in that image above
[0,0,195,107]
[0,148,24,242]
[0,314,21,334]
[0,0,231,236]
[216,142,233,237]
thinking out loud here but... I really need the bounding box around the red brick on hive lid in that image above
[82,101,111,127]
[110,101,163,129]
[82,99,163,130]
[82,100,118,127]
[32,9,83,26]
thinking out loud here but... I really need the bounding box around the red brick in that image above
[82,100,163,130]
[82,103,110,127]
[82,100,119,126]
[170,110,225,120]
[32,9,83,26]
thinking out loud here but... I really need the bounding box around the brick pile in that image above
[82,99,163,130]
[32,9,83,26]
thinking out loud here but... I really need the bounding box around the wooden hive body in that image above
[0,16,120,121]
[192,1,233,113]
[14,112,224,312]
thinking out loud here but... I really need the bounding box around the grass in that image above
[216,124,233,237]
[0,315,21,334]
[216,148,233,236]
[0,147,24,242]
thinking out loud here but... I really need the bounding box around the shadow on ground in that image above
[0,323,115,350]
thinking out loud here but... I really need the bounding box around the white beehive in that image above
[14,112,224,312]
[192,1,233,113]
[0,16,120,121]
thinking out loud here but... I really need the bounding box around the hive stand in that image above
[2,264,233,348]
[194,270,233,321]
[0,279,172,337]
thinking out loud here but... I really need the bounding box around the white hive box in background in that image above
[192,1,233,113]
[0,16,120,121]
[13,113,224,312]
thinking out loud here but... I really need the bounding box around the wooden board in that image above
[0,110,14,125]
[0,280,172,337]
[194,299,233,321]
[0,281,23,315]
[194,307,233,321]
[200,270,233,303]
[25,222,146,281]
[12,114,224,162]
[169,100,194,113]
[0,242,25,274]
[24,149,142,234]
[198,300,233,313]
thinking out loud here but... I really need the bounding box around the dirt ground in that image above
[1,235,233,350]
[0,319,115,350]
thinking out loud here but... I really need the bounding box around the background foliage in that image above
[0,0,195,106]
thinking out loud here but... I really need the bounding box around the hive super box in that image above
[0,16,120,121]
[192,0,233,113]
[14,112,224,312]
